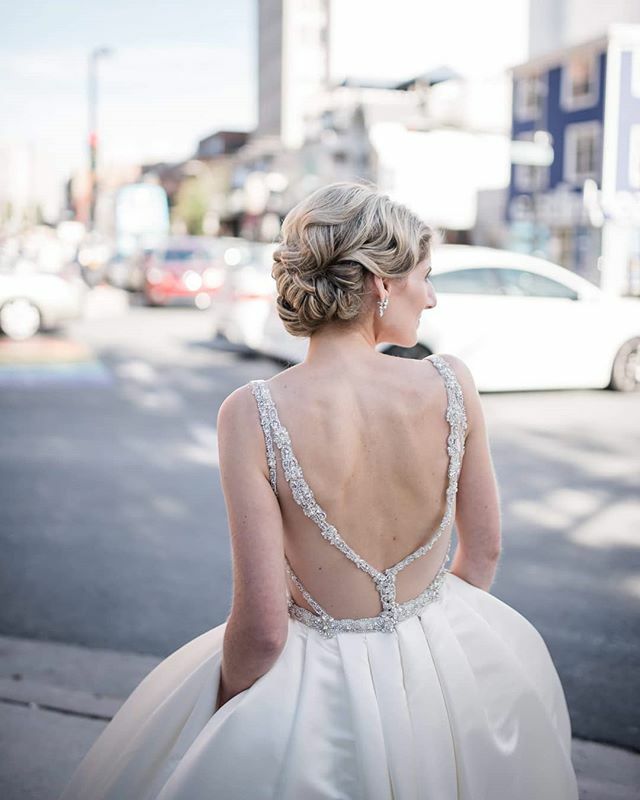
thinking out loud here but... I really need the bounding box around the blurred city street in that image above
[0,289,639,799]
[3,0,640,797]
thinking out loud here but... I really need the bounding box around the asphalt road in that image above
[1,291,638,752]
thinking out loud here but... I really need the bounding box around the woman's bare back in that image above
[263,354,457,619]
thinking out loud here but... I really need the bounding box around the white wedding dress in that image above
[58,355,579,800]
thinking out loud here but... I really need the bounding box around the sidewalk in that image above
[0,634,638,800]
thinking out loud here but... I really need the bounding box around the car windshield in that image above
[162,249,206,261]
[496,268,579,300]
[429,268,502,295]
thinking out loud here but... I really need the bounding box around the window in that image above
[515,163,548,192]
[513,132,550,192]
[496,269,578,299]
[561,53,599,111]
[564,121,601,185]
[162,249,207,262]
[515,74,546,120]
[429,268,503,295]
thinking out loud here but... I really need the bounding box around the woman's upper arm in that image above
[216,384,289,649]
[440,354,502,561]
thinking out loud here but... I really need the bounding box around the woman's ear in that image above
[372,273,387,301]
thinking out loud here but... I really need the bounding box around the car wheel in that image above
[0,297,42,340]
[383,343,432,359]
[609,337,640,392]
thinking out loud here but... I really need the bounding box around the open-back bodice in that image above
[249,354,468,638]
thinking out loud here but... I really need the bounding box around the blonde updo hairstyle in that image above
[272,182,433,337]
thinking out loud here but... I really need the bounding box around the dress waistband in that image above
[287,564,449,639]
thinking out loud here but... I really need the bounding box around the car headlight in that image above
[182,270,202,290]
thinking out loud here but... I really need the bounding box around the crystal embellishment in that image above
[249,354,468,638]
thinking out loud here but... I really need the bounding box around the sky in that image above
[0,0,529,209]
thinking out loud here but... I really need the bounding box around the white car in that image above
[0,262,86,340]
[256,245,640,392]
[211,242,276,352]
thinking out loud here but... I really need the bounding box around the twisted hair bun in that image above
[272,182,432,337]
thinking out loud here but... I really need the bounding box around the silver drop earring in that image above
[378,296,389,317]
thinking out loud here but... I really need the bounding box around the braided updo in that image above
[272,182,432,337]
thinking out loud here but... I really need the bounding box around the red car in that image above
[143,237,234,309]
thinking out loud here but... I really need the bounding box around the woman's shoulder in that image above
[376,352,476,402]
[426,352,470,377]
[217,381,265,434]
[428,354,480,442]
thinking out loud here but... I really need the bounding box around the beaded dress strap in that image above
[386,354,468,574]
[250,379,333,618]
[251,378,384,581]
[252,380,279,496]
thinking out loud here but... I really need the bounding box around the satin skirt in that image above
[58,573,579,799]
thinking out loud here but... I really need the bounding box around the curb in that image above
[0,677,121,721]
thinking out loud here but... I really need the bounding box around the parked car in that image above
[255,245,640,392]
[210,241,276,351]
[142,237,241,309]
[0,260,86,340]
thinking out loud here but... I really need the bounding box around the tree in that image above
[172,176,209,235]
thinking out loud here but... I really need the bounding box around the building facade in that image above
[257,0,331,148]
[508,25,640,295]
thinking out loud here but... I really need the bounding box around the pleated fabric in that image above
[58,572,579,800]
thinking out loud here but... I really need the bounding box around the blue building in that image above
[508,24,640,296]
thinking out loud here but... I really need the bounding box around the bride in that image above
[59,182,579,799]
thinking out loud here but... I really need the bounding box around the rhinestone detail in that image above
[249,354,468,638]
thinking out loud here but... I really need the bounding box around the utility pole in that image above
[87,47,112,231]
